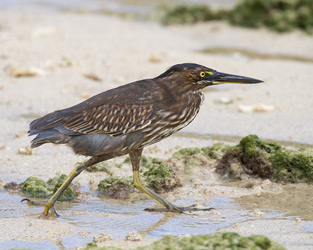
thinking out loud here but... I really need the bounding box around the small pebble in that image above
[216,97,233,104]
[79,232,89,238]
[58,57,72,67]
[80,93,91,99]
[31,26,56,37]
[210,209,222,216]
[82,73,102,82]
[18,146,34,155]
[93,232,112,242]
[253,209,264,217]
[238,103,275,113]
[114,76,126,84]
[124,232,142,241]
[10,66,46,77]
[149,53,162,63]
[295,218,302,223]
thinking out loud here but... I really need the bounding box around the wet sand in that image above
[0,7,313,250]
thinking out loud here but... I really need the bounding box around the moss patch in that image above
[216,135,313,183]
[22,177,49,198]
[201,143,231,160]
[98,156,181,198]
[158,5,219,25]
[137,233,285,250]
[47,174,76,201]
[143,162,181,193]
[270,147,313,183]
[20,175,77,200]
[157,0,313,34]
[83,243,122,250]
[98,177,134,199]
[82,233,284,250]
[172,147,201,158]
[229,0,313,33]
[86,161,115,174]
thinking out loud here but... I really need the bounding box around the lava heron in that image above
[24,63,262,216]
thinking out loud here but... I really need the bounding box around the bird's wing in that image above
[62,103,154,136]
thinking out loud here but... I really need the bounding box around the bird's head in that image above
[158,63,263,91]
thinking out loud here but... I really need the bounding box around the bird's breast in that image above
[140,91,203,147]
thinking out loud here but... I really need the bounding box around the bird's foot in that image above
[144,204,214,213]
[21,198,59,217]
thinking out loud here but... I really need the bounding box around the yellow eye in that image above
[200,72,205,77]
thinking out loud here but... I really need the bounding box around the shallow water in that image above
[1,182,313,249]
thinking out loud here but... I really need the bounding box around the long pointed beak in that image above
[212,71,263,85]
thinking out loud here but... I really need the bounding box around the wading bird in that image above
[23,63,262,216]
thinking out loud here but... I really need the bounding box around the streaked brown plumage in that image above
[24,63,262,216]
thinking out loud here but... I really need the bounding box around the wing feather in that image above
[63,103,154,136]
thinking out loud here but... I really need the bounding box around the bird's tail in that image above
[28,110,79,148]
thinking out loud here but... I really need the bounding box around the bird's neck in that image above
[157,78,204,111]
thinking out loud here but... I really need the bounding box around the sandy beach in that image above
[0,3,313,250]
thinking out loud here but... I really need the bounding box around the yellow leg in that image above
[130,149,213,213]
[133,170,182,212]
[22,155,108,217]
[43,166,82,216]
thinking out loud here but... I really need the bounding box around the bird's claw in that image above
[21,198,59,217]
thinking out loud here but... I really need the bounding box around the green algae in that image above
[172,147,201,158]
[83,233,285,250]
[22,177,49,198]
[83,243,121,250]
[158,5,219,25]
[138,233,285,250]
[216,135,313,183]
[21,175,76,200]
[97,135,313,199]
[143,162,181,193]
[98,177,134,199]
[171,143,228,174]
[157,0,313,34]
[229,0,313,33]
[98,155,181,198]
[270,148,313,183]
[173,143,229,160]
[86,161,115,174]
[201,143,231,160]
[123,155,164,170]
[48,174,76,201]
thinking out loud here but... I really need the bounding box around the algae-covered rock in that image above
[157,1,313,34]
[172,147,201,158]
[21,175,77,200]
[137,233,285,250]
[48,174,75,201]
[83,242,122,250]
[22,176,49,198]
[4,181,23,192]
[270,148,313,183]
[216,135,313,183]
[86,161,114,173]
[143,163,181,193]
[123,155,164,170]
[159,5,219,25]
[201,143,231,160]
[228,0,313,33]
[98,177,133,199]
[98,155,181,198]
